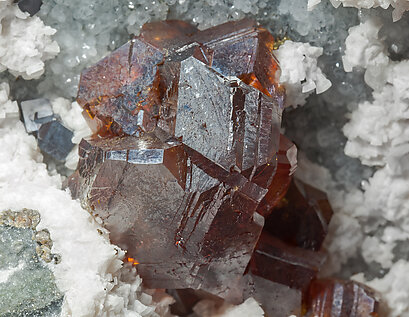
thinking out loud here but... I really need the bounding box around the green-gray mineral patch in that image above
[0,222,63,316]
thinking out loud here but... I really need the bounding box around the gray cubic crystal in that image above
[17,0,43,16]
[37,120,74,161]
[20,98,54,134]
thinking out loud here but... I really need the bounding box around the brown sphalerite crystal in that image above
[69,18,382,316]
[264,178,333,251]
[71,132,265,299]
[72,18,284,299]
[306,279,382,317]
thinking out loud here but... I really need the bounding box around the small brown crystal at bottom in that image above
[306,279,382,317]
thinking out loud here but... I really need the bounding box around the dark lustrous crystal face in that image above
[69,18,380,317]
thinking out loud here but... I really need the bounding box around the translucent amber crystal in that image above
[306,279,382,317]
[257,134,297,217]
[264,178,333,251]
[250,232,325,292]
[236,231,325,316]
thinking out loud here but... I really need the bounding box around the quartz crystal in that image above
[69,19,382,315]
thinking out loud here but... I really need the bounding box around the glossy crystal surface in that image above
[264,178,333,251]
[306,279,382,317]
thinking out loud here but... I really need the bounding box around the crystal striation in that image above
[306,279,382,317]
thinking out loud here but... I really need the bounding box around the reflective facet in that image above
[306,279,382,317]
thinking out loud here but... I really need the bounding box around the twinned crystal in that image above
[68,19,383,316]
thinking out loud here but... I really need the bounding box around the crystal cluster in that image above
[68,19,382,316]
[20,98,74,161]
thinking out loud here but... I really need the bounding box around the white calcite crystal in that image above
[308,0,409,21]
[344,59,409,168]
[193,298,264,317]
[276,40,332,107]
[0,0,59,79]
[339,15,409,317]
[343,19,409,169]
[0,82,19,123]
[353,260,409,317]
[342,19,389,90]
[0,87,170,317]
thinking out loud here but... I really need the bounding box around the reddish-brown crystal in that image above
[250,231,325,292]
[76,18,284,142]
[68,19,372,312]
[264,178,333,251]
[70,133,265,299]
[242,272,302,317]
[232,231,325,316]
[257,134,297,217]
[306,279,382,317]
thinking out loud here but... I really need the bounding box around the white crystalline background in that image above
[0,83,174,317]
[1,0,409,316]
[308,0,409,21]
[276,40,332,107]
[0,0,59,79]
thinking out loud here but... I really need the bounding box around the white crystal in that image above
[276,40,332,107]
[0,0,59,79]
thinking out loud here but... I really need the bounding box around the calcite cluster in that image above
[68,19,382,316]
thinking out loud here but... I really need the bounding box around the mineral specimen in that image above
[264,178,333,251]
[20,98,75,161]
[20,98,54,134]
[0,209,63,316]
[305,279,381,317]
[68,18,382,316]
[72,18,284,300]
[16,0,43,16]
[37,120,74,161]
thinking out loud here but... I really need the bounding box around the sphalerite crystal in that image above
[68,19,383,316]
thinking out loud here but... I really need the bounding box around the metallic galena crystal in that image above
[20,98,54,134]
